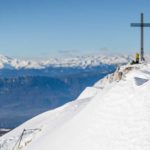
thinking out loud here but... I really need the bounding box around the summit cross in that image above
[131,13,150,61]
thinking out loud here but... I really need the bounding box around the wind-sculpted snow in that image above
[1,63,150,150]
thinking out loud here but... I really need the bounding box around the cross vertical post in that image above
[141,13,144,61]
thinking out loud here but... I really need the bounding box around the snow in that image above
[1,63,150,150]
[0,129,10,132]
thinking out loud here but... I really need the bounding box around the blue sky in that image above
[0,0,150,58]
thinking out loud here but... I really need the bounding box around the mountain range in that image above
[0,54,132,69]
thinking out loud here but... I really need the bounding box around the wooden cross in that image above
[131,13,150,61]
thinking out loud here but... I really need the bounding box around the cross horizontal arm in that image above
[131,23,150,27]
[143,23,150,27]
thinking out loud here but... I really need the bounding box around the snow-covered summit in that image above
[0,54,134,69]
[1,63,150,150]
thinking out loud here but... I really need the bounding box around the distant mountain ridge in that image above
[0,54,133,69]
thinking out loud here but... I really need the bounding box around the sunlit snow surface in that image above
[1,63,150,150]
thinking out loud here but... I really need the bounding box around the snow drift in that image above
[1,63,150,150]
